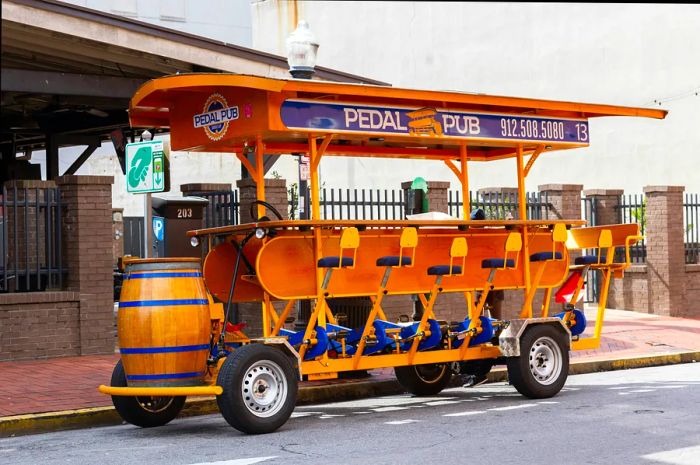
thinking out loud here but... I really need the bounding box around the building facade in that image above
[251,1,700,195]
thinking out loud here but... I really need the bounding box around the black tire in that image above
[110,360,186,428]
[395,363,452,396]
[217,344,298,434]
[506,324,569,399]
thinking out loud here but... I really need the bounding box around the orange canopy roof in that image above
[128,73,666,161]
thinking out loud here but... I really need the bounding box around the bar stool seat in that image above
[427,265,462,276]
[574,255,605,265]
[376,256,412,267]
[481,258,516,269]
[530,252,563,262]
[318,256,354,268]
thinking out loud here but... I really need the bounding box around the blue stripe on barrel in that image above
[126,272,202,280]
[126,371,205,381]
[118,299,209,308]
[120,344,210,354]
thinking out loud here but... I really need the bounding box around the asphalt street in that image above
[1,364,699,465]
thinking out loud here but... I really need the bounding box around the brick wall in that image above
[683,265,700,318]
[0,292,81,360]
[644,186,686,316]
[237,178,289,224]
[1,176,117,361]
[58,175,115,354]
[608,266,649,312]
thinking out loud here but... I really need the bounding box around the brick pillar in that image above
[232,178,289,337]
[582,189,624,226]
[426,181,450,213]
[539,184,583,220]
[57,175,115,355]
[180,183,233,195]
[236,178,289,224]
[644,186,686,316]
[401,180,450,214]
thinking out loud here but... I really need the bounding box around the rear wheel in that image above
[506,324,569,398]
[110,360,186,428]
[395,363,452,396]
[217,344,298,434]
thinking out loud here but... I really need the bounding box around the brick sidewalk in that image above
[2,308,699,418]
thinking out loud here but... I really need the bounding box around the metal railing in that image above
[186,190,239,229]
[447,190,551,219]
[1,185,64,292]
[123,217,145,258]
[581,195,599,302]
[317,187,405,220]
[616,194,646,263]
[685,193,700,264]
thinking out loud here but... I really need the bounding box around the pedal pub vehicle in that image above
[99,74,666,434]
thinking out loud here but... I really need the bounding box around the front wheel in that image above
[395,363,452,396]
[506,324,569,399]
[217,344,298,434]
[110,360,186,428]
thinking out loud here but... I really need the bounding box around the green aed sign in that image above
[125,140,170,194]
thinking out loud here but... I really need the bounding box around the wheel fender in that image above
[499,318,571,357]
[247,337,303,380]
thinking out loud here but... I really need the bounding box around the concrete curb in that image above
[2,351,697,438]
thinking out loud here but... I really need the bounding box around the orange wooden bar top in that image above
[187,218,588,238]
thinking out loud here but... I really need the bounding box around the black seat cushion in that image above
[575,255,606,265]
[530,252,563,262]
[481,258,516,269]
[427,265,462,276]
[376,256,412,267]
[317,256,354,268]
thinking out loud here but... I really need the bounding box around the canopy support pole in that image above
[255,136,266,219]
[460,144,470,219]
[523,145,545,178]
[516,144,532,317]
[309,135,322,220]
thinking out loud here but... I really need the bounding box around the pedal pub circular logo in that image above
[193,93,239,141]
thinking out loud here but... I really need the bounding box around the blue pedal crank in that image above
[555,309,587,336]
[452,316,495,348]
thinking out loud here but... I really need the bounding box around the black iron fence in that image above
[316,187,405,220]
[685,193,700,264]
[1,185,64,292]
[581,195,599,302]
[188,190,240,229]
[447,190,551,219]
[616,194,647,264]
[123,216,145,258]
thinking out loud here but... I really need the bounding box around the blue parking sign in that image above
[152,216,165,242]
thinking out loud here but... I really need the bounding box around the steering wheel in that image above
[249,200,283,222]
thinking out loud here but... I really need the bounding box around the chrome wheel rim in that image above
[241,360,287,417]
[528,336,562,385]
[136,396,174,413]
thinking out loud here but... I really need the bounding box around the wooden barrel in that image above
[117,258,211,387]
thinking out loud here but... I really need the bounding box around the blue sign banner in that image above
[280,99,589,145]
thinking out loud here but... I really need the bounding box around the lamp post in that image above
[287,20,318,331]
[286,20,319,80]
